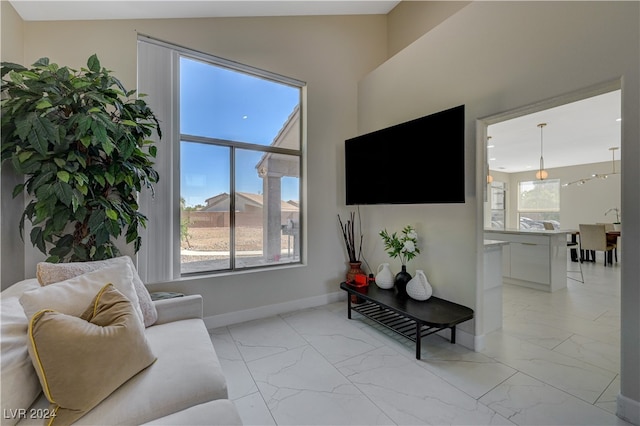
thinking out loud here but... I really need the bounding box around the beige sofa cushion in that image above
[36,256,157,327]
[141,400,243,425]
[57,318,229,425]
[27,284,156,426]
[1,285,42,426]
[20,263,144,327]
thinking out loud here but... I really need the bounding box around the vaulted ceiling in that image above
[10,1,619,172]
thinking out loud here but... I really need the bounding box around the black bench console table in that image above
[340,282,474,359]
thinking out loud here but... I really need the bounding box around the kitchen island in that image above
[484,228,571,292]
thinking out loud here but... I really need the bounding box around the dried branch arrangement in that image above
[338,211,362,263]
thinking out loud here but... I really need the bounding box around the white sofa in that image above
[1,276,242,426]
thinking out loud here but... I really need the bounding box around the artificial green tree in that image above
[1,54,161,262]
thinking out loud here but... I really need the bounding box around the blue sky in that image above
[180,57,300,207]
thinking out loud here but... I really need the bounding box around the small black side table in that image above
[340,282,474,359]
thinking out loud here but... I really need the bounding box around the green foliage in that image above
[379,225,420,265]
[179,198,192,248]
[1,55,161,262]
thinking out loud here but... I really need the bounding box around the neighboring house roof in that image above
[256,105,300,178]
[203,192,298,212]
[203,192,229,207]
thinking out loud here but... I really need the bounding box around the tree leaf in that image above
[105,208,118,221]
[76,115,92,136]
[87,54,100,73]
[51,208,69,232]
[80,136,91,148]
[28,115,59,155]
[105,219,121,237]
[33,57,50,67]
[30,227,45,253]
[72,80,93,89]
[8,70,24,84]
[12,183,25,198]
[91,121,107,144]
[36,99,53,110]
[15,114,33,141]
[88,209,106,231]
[18,151,34,163]
[102,139,115,156]
[57,170,70,183]
[93,174,105,187]
[52,181,73,206]
[105,172,115,186]
[71,190,84,211]
[94,226,111,247]
[29,170,55,192]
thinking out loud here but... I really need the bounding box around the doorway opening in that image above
[478,80,622,413]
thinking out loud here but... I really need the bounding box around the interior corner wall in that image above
[386,0,471,57]
[1,1,26,290]
[357,1,639,420]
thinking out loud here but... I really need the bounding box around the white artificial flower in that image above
[403,240,415,253]
[407,230,418,240]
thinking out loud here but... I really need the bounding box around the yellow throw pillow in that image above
[27,284,156,426]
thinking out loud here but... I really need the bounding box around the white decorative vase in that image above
[375,263,394,289]
[406,269,433,301]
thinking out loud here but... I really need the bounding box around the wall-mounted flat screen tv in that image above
[345,104,465,205]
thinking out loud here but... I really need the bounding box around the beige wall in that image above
[1,1,23,62]
[3,14,389,309]
[0,1,25,288]
[358,1,639,419]
[493,161,622,230]
[387,0,470,57]
[484,161,623,231]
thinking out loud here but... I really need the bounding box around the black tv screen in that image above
[345,104,465,205]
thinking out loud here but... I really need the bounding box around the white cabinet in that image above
[510,241,550,284]
[484,241,507,334]
[484,230,568,292]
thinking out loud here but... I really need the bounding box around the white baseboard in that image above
[204,291,345,329]
[617,393,640,425]
[205,292,482,353]
[473,333,486,352]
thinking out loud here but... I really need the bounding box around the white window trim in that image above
[136,35,306,283]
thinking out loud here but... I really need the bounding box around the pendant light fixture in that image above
[592,146,619,179]
[562,146,620,187]
[535,123,548,180]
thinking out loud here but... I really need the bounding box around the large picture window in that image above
[517,179,560,229]
[137,38,305,282]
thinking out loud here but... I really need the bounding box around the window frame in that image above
[517,179,560,229]
[136,35,307,282]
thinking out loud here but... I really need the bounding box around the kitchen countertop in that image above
[484,240,509,248]
[484,228,574,236]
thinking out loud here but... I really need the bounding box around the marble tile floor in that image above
[210,260,629,425]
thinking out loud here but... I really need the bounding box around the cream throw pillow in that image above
[27,283,156,426]
[21,263,144,327]
[36,256,157,327]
